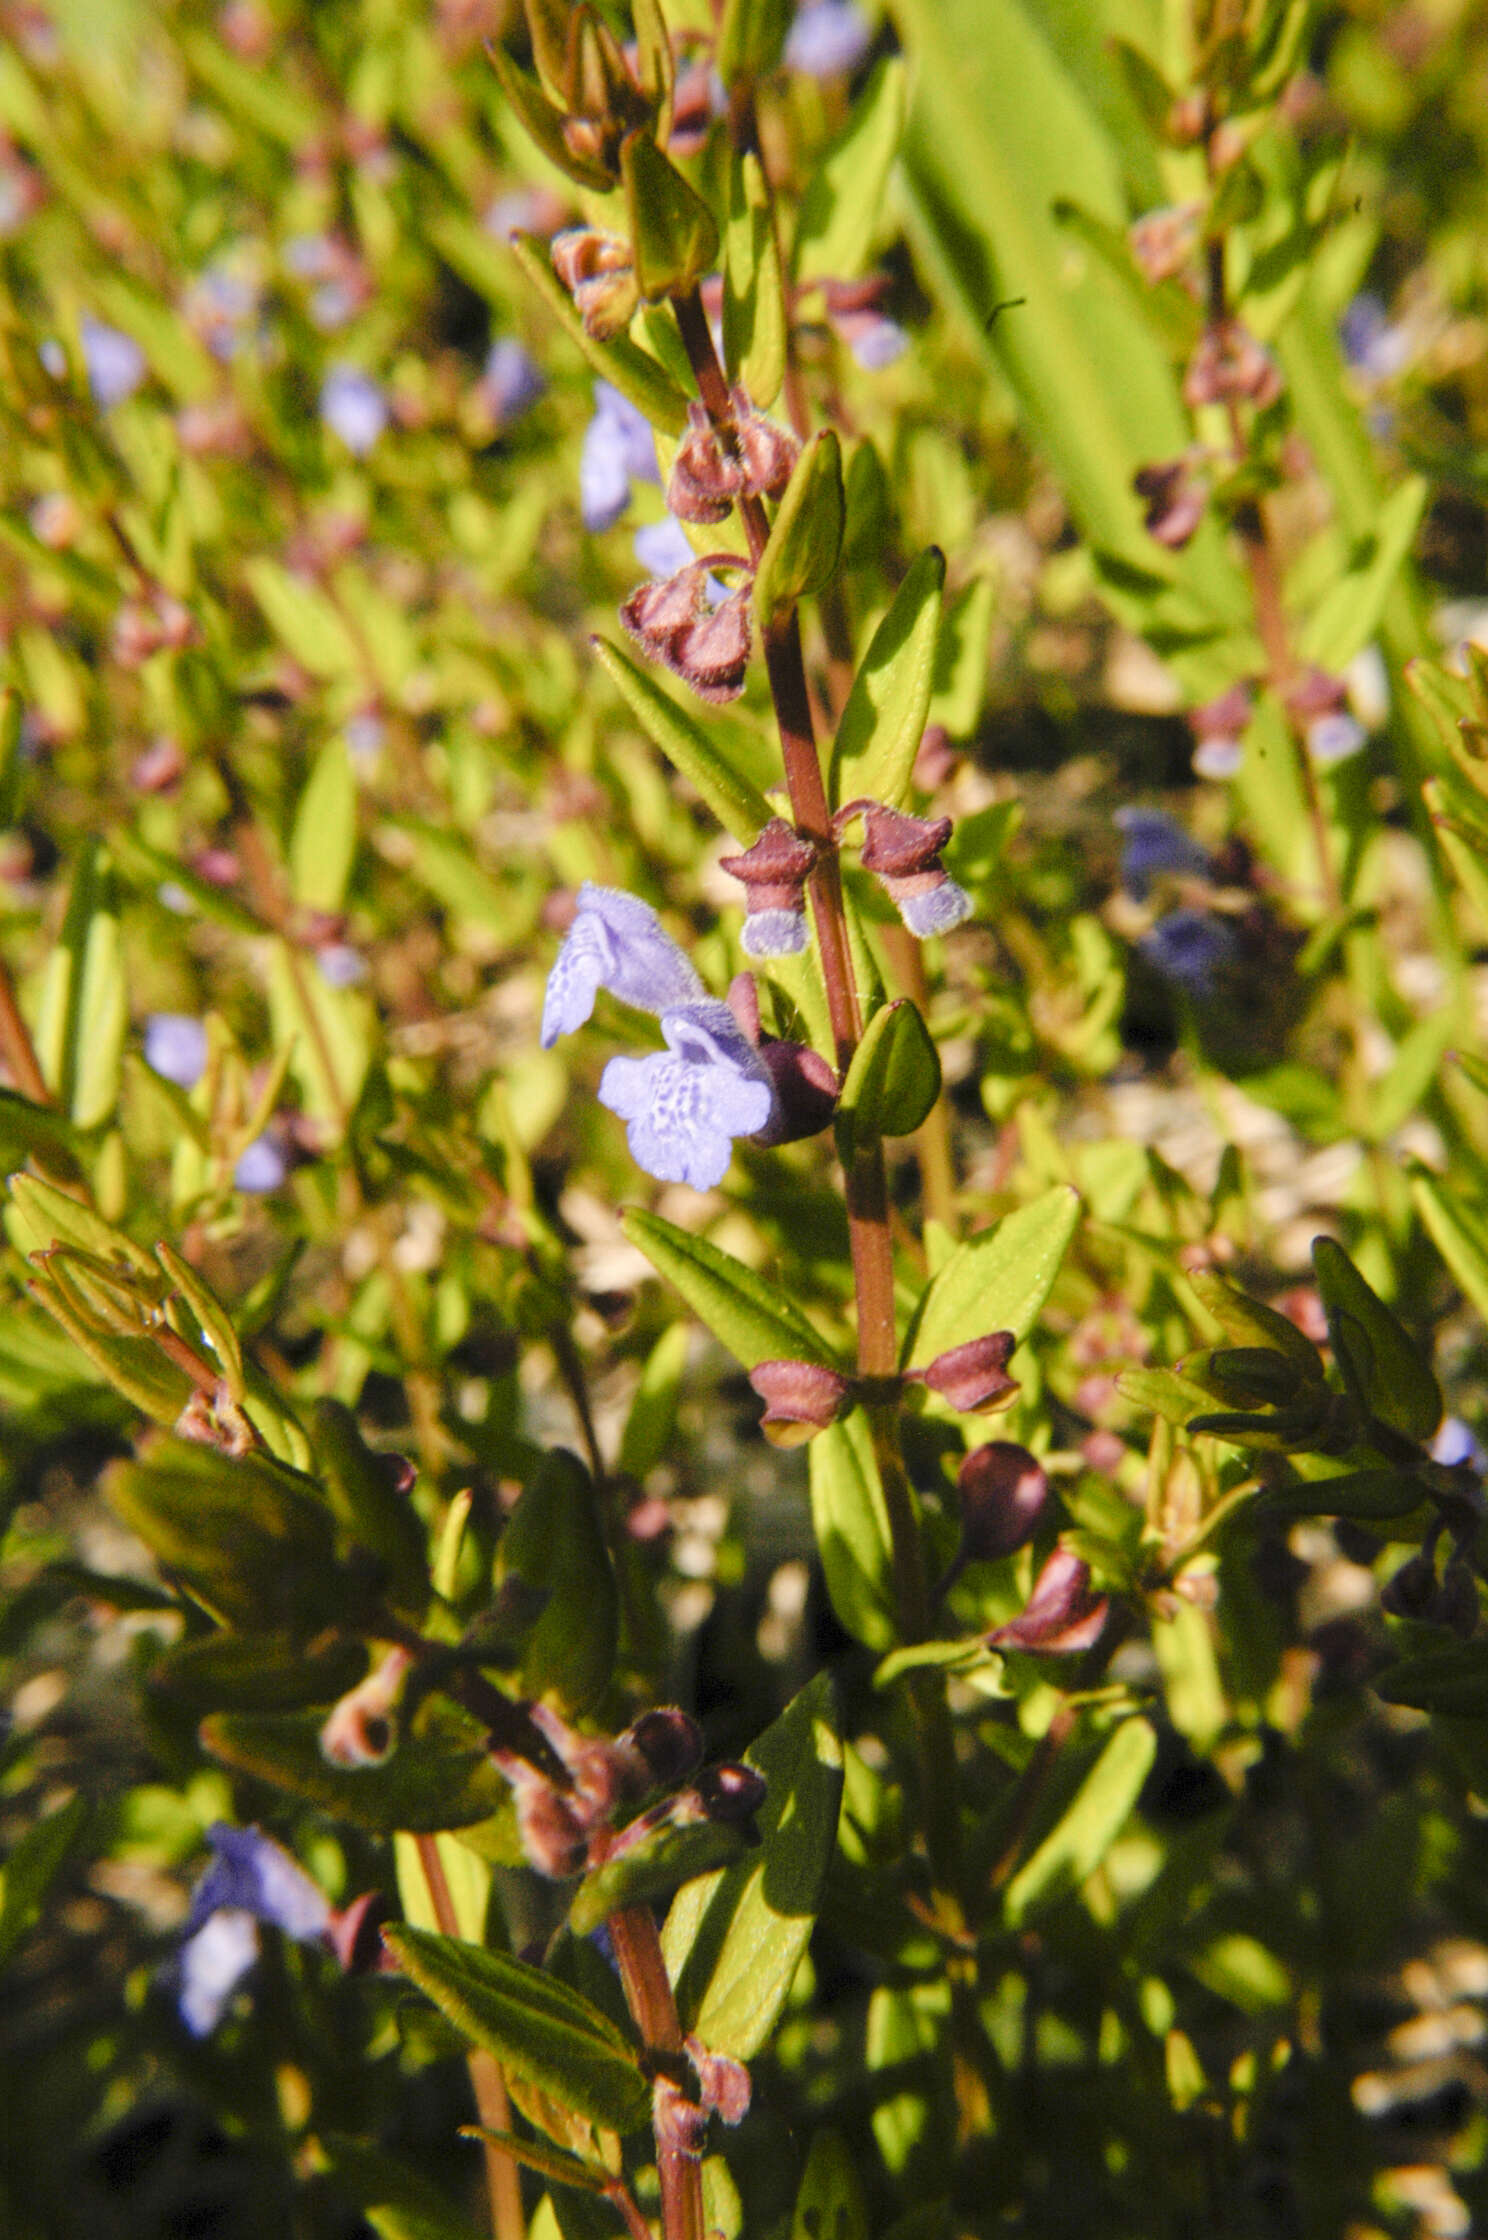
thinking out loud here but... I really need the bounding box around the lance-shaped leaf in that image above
[791,2132,868,2240]
[510,235,690,435]
[621,1206,834,1369]
[385,1925,652,2135]
[568,1813,758,1938]
[0,1795,89,1970]
[487,40,616,190]
[1311,1236,1441,1443]
[7,1174,159,1275]
[830,548,946,810]
[202,1710,514,1833]
[1412,1171,1488,1330]
[1002,1717,1156,1926]
[723,151,787,410]
[290,738,358,915]
[1297,474,1428,675]
[151,1631,368,1714]
[904,1184,1080,1370]
[809,1408,895,1648]
[717,0,792,81]
[621,130,719,303]
[495,1449,617,1716]
[793,58,906,284]
[460,2129,612,2200]
[155,1242,245,1402]
[1185,1269,1323,1380]
[837,998,940,1148]
[1376,1643,1488,1716]
[752,430,844,625]
[312,1399,429,1617]
[1259,1469,1427,1523]
[591,638,773,842]
[24,1261,195,1427]
[104,1438,339,1632]
[663,1671,844,2057]
[34,841,127,1131]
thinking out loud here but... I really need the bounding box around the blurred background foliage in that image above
[7,1,1488,2237]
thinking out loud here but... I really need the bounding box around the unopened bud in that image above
[956,1441,1050,1562]
[1204,1347,1304,1407]
[1435,1557,1479,1640]
[1129,203,1202,285]
[319,1646,414,1767]
[1381,1550,1438,1622]
[1189,681,1253,779]
[720,820,817,960]
[987,1547,1108,1654]
[748,1358,853,1444]
[685,2035,752,2125]
[1183,321,1283,411]
[326,1890,389,1973]
[751,1039,839,1146]
[623,1706,705,1790]
[1133,456,1207,549]
[849,800,973,940]
[550,227,638,339]
[669,587,753,705]
[916,1330,1019,1414]
[693,1760,768,1824]
[653,2073,707,2160]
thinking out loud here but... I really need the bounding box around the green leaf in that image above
[723,151,787,410]
[568,1816,757,1937]
[266,936,371,1134]
[510,235,691,435]
[717,0,792,80]
[621,1207,834,1368]
[385,1925,651,2134]
[0,686,25,828]
[151,1631,367,1713]
[459,2131,610,2199]
[24,1264,195,1427]
[1376,1643,1488,1716]
[874,1636,999,1687]
[591,639,772,842]
[1115,1366,1220,1428]
[486,41,615,190]
[0,1795,88,1969]
[155,1242,245,1402]
[1002,1717,1156,1926]
[1310,1236,1441,1443]
[104,1437,339,1632]
[34,841,127,1131]
[1184,1269,1324,1379]
[809,1407,894,1650]
[904,1184,1080,1369]
[793,58,906,284]
[830,549,946,811]
[1296,475,1428,675]
[621,129,719,302]
[7,1174,156,1274]
[244,557,362,680]
[617,1321,690,1479]
[752,431,845,626]
[291,739,358,915]
[663,1672,844,2057]
[311,1399,429,1616]
[1260,1469,1427,1522]
[928,572,996,738]
[202,1710,513,1832]
[495,1449,617,1716]
[792,2133,868,2240]
[1413,1171,1488,1328]
[837,999,941,1147]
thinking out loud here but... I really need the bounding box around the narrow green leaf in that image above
[568,1817,756,1938]
[622,129,719,302]
[663,1672,844,2057]
[830,549,946,810]
[837,999,941,1146]
[0,1796,88,1969]
[151,1631,367,1713]
[459,2131,610,2198]
[809,1408,894,1650]
[24,1266,194,1426]
[1002,1717,1156,1926]
[1376,1643,1488,1716]
[385,1925,651,2134]
[874,1636,998,1687]
[311,1398,429,1616]
[155,1242,245,1402]
[928,571,996,738]
[486,41,614,189]
[792,2133,868,2240]
[717,0,792,80]
[34,842,127,1130]
[1184,1269,1324,1378]
[723,151,787,410]
[617,1321,690,1479]
[291,739,358,914]
[793,58,906,284]
[104,1437,338,1632]
[752,430,845,626]
[904,1184,1080,1369]
[244,557,362,680]
[1296,475,1428,674]
[7,1174,157,1274]
[496,1449,617,1716]
[1260,1469,1427,1522]
[1311,1236,1441,1443]
[202,1711,513,1833]
[592,639,772,841]
[1414,1171,1488,1328]
[511,237,691,436]
[621,1206,834,1368]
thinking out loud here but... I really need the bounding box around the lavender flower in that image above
[785,0,872,77]
[633,514,697,579]
[1432,1418,1482,1470]
[1114,808,1211,901]
[847,316,908,371]
[235,1134,288,1192]
[599,1001,774,1191]
[176,1823,330,2037]
[317,942,367,988]
[81,318,145,409]
[1304,711,1366,768]
[580,381,659,532]
[320,364,387,456]
[144,1013,207,1091]
[1139,908,1236,997]
[481,336,545,429]
[541,884,704,1047]
[1340,292,1411,383]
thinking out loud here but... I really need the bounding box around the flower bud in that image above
[720,820,817,959]
[550,227,638,340]
[748,1358,853,1444]
[1189,681,1253,779]
[686,2035,752,2125]
[1183,321,1283,411]
[1133,456,1207,549]
[1128,203,1202,285]
[1381,1550,1438,1621]
[750,1039,839,1146]
[693,1760,768,1824]
[956,1441,1050,1562]
[987,1547,1108,1654]
[653,2074,707,2160]
[326,1889,389,1974]
[849,800,973,940]
[319,1646,414,1767]
[669,586,753,704]
[915,1330,1019,1414]
[623,1706,705,1790]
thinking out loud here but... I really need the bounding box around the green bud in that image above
[752,429,844,626]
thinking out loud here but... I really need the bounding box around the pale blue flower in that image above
[785,0,871,77]
[633,515,696,578]
[482,336,545,428]
[598,1000,774,1190]
[1115,808,1211,901]
[848,317,908,371]
[235,1134,287,1192]
[1139,908,1235,997]
[320,364,387,455]
[581,381,659,531]
[177,1823,329,2036]
[541,883,704,1048]
[897,881,973,939]
[1305,711,1366,768]
[81,318,145,409]
[317,942,367,988]
[1432,1418,1482,1470]
[145,1013,207,1090]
